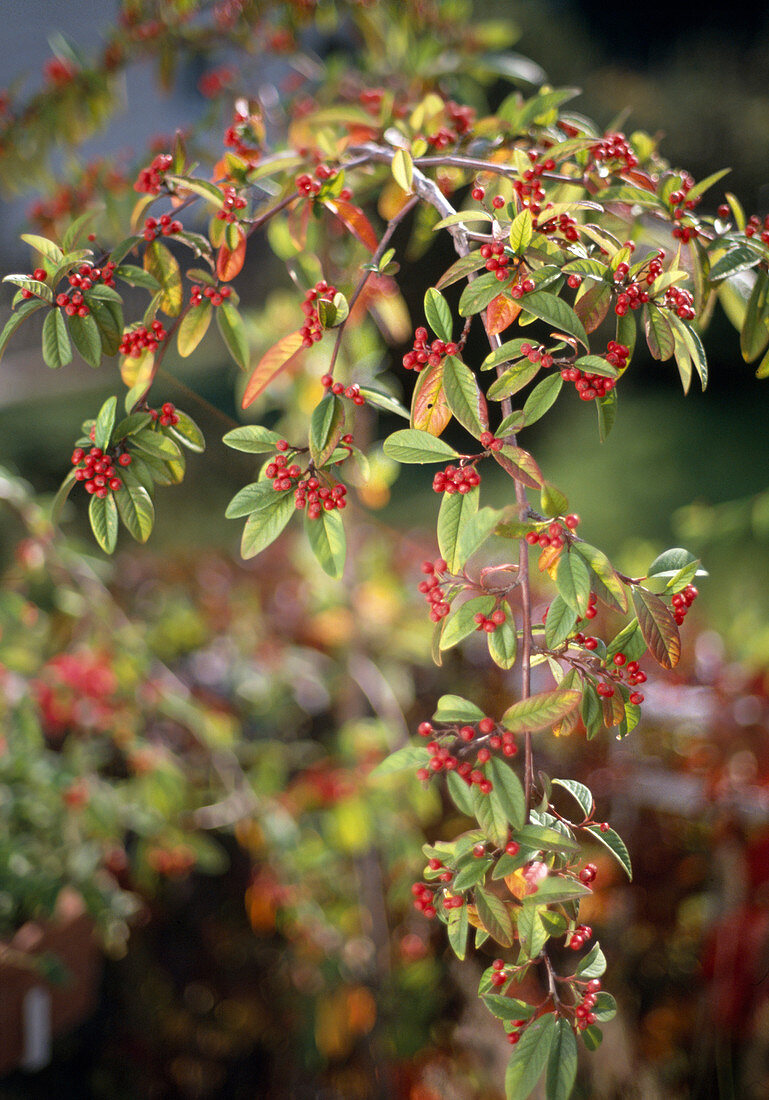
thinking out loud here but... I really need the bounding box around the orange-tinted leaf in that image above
[631,586,681,669]
[486,294,521,335]
[493,446,543,490]
[241,331,305,409]
[574,281,611,334]
[538,544,562,577]
[216,228,247,281]
[325,200,378,252]
[411,358,452,436]
[602,691,625,728]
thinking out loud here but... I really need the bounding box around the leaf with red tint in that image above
[631,586,681,669]
[324,200,378,252]
[216,228,247,281]
[241,331,305,409]
[411,358,452,436]
[486,293,521,335]
[574,281,611,333]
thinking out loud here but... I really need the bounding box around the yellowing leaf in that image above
[241,331,305,408]
[216,228,247,281]
[486,293,521,335]
[411,358,451,435]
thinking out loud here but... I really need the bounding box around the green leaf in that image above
[708,245,761,282]
[50,470,77,523]
[685,166,731,203]
[584,824,632,879]
[519,290,588,348]
[168,410,205,453]
[433,695,485,723]
[505,1013,557,1100]
[457,507,503,562]
[517,905,548,960]
[482,994,536,1022]
[0,299,45,362]
[143,241,182,316]
[391,148,414,193]
[582,1026,603,1051]
[551,778,593,820]
[516,824,578,854]
[305,507,346,579]
[89,492,118,554]
[166,174,224,205]
[741,268,769,363]
[540,482,569,517]
[223,425,283,453]
[447,904,469,960]
[424,287,452,342]
[591,992,618,1023]
[94,396,117,451]
[605,618,645,662]
[522,875,591,907]
[438,487,479,572]
[310,393,345,468]
[647,547,700,578]
[555,550,591,615]
[240,491,296,559]
[369,744,430,777]
[436,252,487,290]
[596,388,617,442]
[68,311,103,368]
[572,542,628,612]
[3,275,53,303]
[89,297,123,356]
[443,355,488,435]
[545,594,578,649]
[217,300,250,370]
[501,689,581,733]
[383,428,460,464]
[225,482,275,519]
[440,595,495,650]
[453,856,493,893]
[572,354,618,379]
[20,233,64,264]
[177,301,212,357]
[357,385,410,420]
[522,373,563,426]
[546,1018,578,1100]
[669,314,708,389]
[42,309,72,369]
[487,359,541,400]
[631,585,681,670]
[473,785,509,849]
[458,271,508,317]
[488,617,517,669]
[115,477,155,542]
[446,771,475,815]
[487,756,525,828]
[481,338,531,371]
[576,942,607,979]
[474,886,514,947]
[131,429,183,462]
[509,208,533,253]
[114,262,160,290]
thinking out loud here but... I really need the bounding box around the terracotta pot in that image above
[0,888,101,1076]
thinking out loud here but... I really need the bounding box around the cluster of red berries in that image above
[509,276,537,299]
[359,88,384,115]
[198,66,234,99]
[71,445,130,497]
[520,342,555,369]
[19,268,51,301]
[431,463,481,495]
[668,173,698,211]
[300,280,337,347]
[671,219,699,244]
[470,187,506,210]
[526,514,579,553]
[119,320,167,358]
[743,213,769,243]
[216,185,247,223]
[613,266,650,316]
[402,328,458,372]
[295,165,351,200]
[143,214,182,242]
[320,375,366,406]
[417,558,451,621]
[644,251,665,284]
[44,57,76,86]
[416,716,517,784]
[480,430,504,451]
[561,357,623,401]
[538,210,579,242]
[223,107,261,159]
[585,650,646,705]
[590,132,637,171]
[479,240,510,279]
[426,102,475,149]
[473,606,507,634]
[134,153,173,195]
[664,285,695,320]
[148,402,179,428]
[574,979,602,1030]
[671,583,698,625]
[513,152,556,216]
[490,958,512,988]
[190,283,232,307]
[568,922,593,951]
[578,862,598,885]
[411,881,438,919]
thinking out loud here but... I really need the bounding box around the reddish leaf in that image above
[411,358,452,436]
[574,281,611,334]
[324,199,378,252]
[486,294,521,335]
[216,228,247,281]
[631,586,681,670]
[241,331,305,409]
[493,445,543,489]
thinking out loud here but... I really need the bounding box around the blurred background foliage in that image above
[0,2,768,1098]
